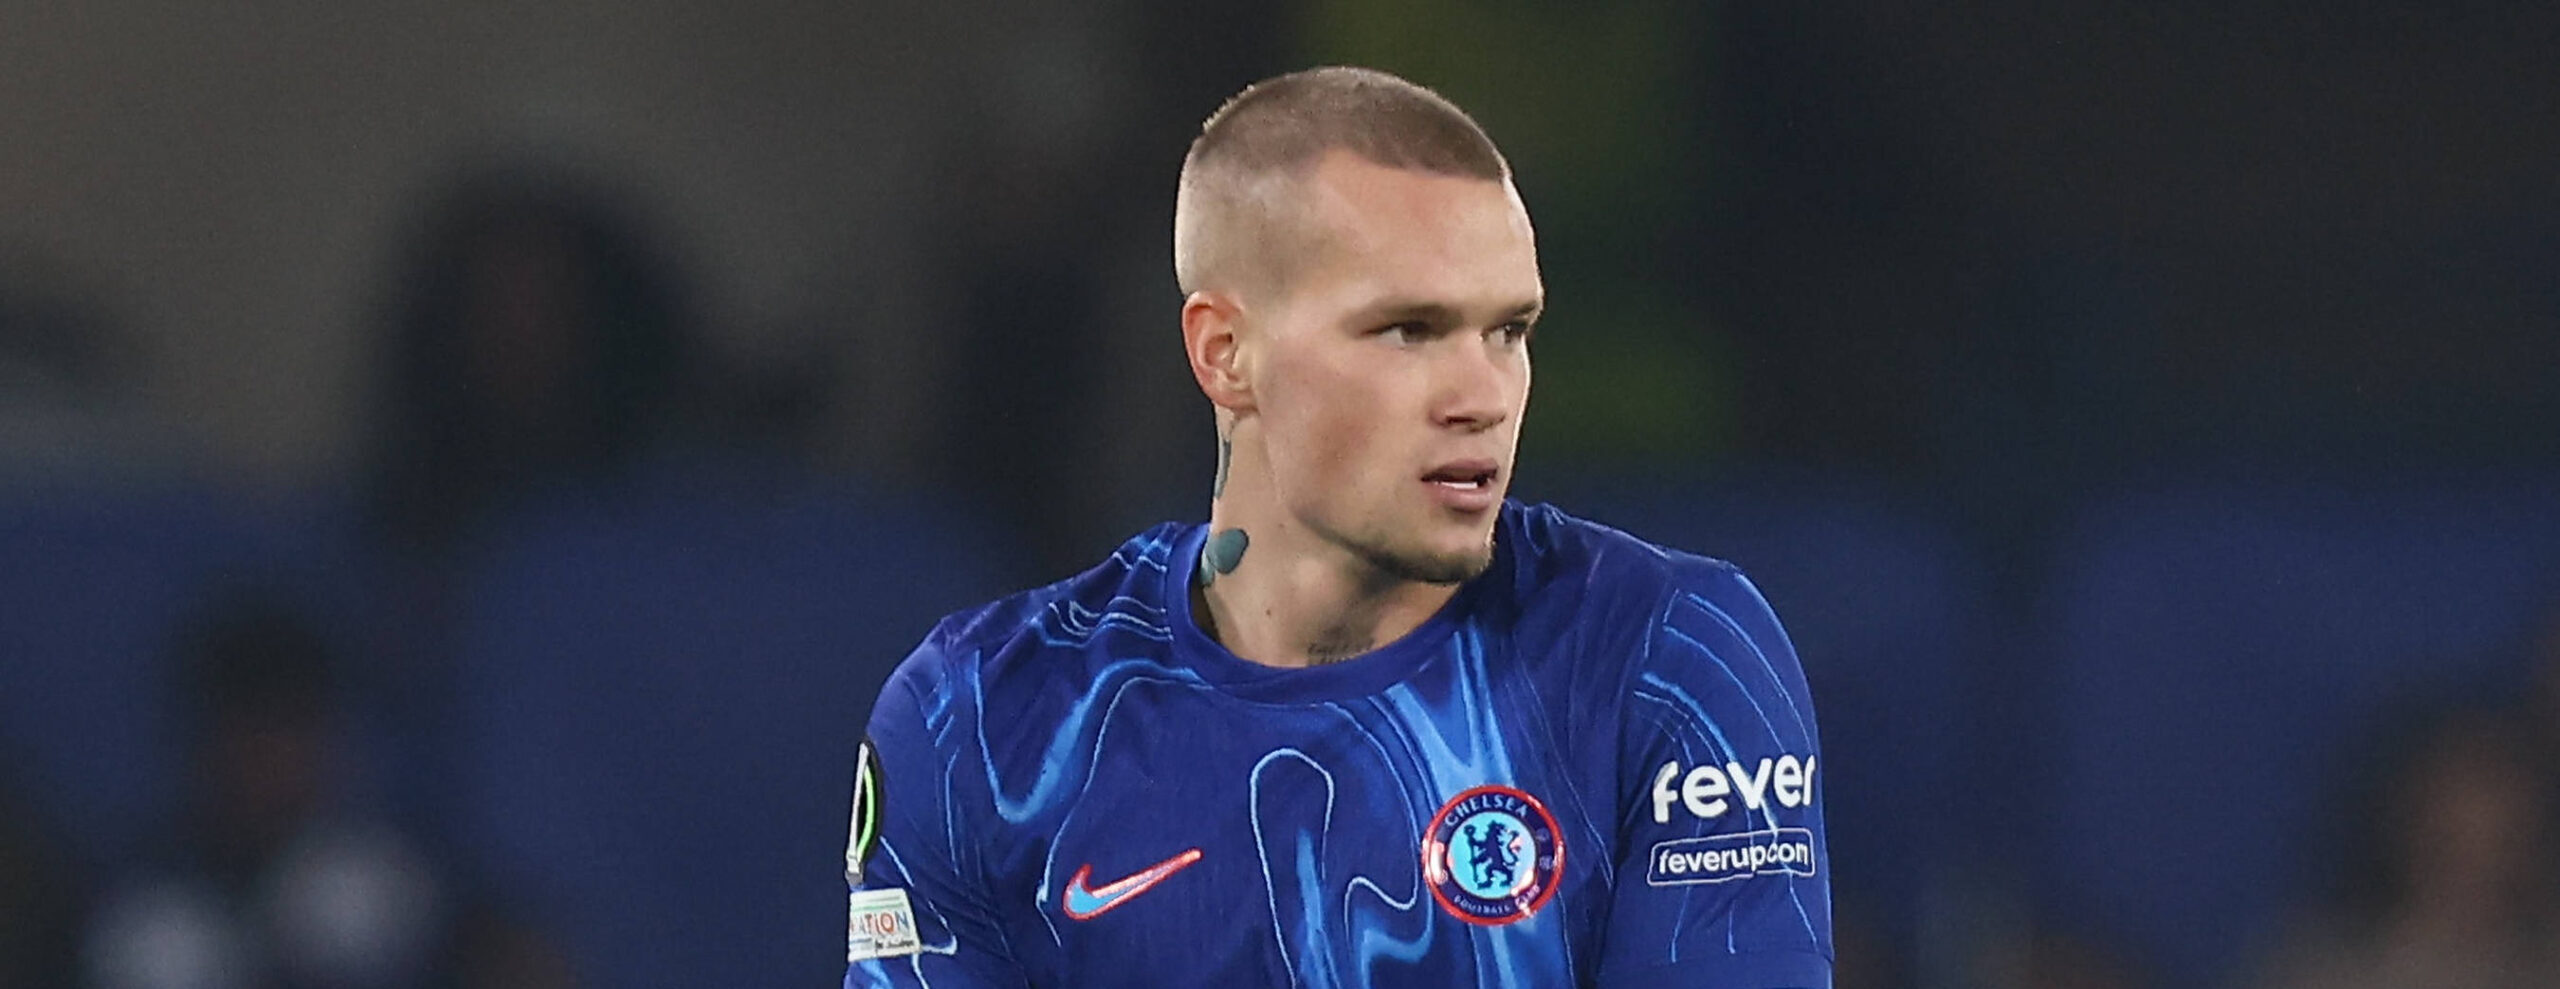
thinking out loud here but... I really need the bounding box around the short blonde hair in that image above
[1173,67,1510,297]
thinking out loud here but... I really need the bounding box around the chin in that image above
[1364,534,1496,586]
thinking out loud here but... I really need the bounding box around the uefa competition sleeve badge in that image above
[1421,784,1562,925]
[846,736,885,886]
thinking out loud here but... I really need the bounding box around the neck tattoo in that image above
[1305,633,1375,666]
[1212,435,1232,500]
[1197,527,1248,587]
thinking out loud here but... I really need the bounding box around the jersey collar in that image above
[1162,511,1511,704]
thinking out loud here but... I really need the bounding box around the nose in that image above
[1433,338,1517,433]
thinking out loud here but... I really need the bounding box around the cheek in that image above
[1263,351,1396,483]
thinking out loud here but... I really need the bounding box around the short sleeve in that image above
[1596,561,1833,989]
[843,637,1030,989]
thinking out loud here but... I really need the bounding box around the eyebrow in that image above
[1353,298,1545,327]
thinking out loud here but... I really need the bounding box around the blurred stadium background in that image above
[4,1,2557,987]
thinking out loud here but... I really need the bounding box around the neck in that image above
[1191,477,1460,670]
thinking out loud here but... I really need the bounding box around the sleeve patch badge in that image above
[1645,828,1818,886]
[847,887,923,962]
[846,736,885,886]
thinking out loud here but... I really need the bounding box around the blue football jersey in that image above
[843,501,1831,988]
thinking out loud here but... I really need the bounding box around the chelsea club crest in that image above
[1421,784,1562,926]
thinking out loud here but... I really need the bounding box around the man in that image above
[843,66,1831,988]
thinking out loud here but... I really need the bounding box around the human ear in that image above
[1181,291,1255,414]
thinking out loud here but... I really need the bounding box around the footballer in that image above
[842,66,1831,988]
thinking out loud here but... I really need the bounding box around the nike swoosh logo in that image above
[1061,848,1204,920]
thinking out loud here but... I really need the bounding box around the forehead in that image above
[1282,151,1540,311]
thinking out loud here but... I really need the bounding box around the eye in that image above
[1495,321,1533,345]
[1375,321,1429,344]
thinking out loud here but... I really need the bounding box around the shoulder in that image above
[868,522,1192,732]
[1502,501,1805,716]
[1501,500,1767,630]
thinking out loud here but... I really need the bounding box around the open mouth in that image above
[1423,462,1500,492]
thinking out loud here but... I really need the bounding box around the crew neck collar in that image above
[1164,519,1498,704]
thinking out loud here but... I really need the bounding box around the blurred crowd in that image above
[0,148,1056,985]
[2243,685,2559,989]
[8,594,578,989]
[2,164,699,989]
[1959,610,2560,989]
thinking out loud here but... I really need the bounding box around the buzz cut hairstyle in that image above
[1174,66,1512,297]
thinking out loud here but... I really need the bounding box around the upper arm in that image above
[844,638,1031,989]
[1595,561,1832,989]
